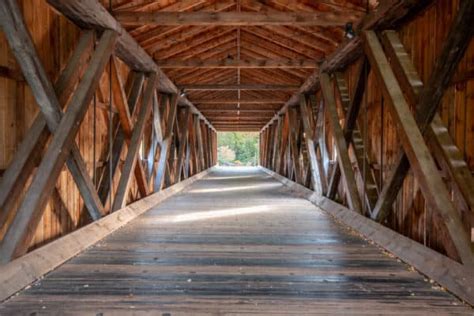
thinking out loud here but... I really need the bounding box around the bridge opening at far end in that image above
[217,132,259,166]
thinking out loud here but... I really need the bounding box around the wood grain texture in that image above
[363,30,474,266]
[261,166,474,307]
[0,167,211,303]
[116,11,354,26]
[0,167,470,314]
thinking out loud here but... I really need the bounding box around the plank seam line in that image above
[259,166,474,306]
[0,167,214,303]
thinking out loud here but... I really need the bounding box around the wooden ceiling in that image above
[110,0,373,131]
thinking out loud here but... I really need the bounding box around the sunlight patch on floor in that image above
[188,182,279,194]
[157,205,276,223]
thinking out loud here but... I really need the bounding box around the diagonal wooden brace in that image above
[0,1,104,224]
[113,73,157,211]
[320,72,363,214]
[363,30,474,266]
[0,30,117,263]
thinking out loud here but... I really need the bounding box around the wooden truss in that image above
[0,0,216,263]
[260,0,474,300]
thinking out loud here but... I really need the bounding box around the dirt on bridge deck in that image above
[0,167,471,315]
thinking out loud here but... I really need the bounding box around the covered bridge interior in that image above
[0,0,473,314]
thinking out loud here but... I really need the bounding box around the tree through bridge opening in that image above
[218,132,259,166]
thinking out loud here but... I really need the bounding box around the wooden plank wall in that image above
[0,0,217,254]
[341,0,474,256]
[0,1,96,250]
[260,0,473,260]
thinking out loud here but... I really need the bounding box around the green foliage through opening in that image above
[218,132,259,166]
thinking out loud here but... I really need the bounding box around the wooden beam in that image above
[116,11,351,26]
[194,99,284,104]
[146,92,164,182]
[112,73,157,211]
[0,30,95,231]
[327,60,367,200]
[157,59,319,68]
[370,1,474,222]
[363,30,474,266]
[181,84,299,91]
[200,122,210,169]
[111,58,149,198]
[175,107,192,181]
[212,121,266,124]
[260,0,433,132]
[299,95,323,195]
[201,109,276,114]
[287,107,303,184]
[0,30,117,263]
[328,59,379,213]
[261,166,474,307]
[320,72,363,214]
[96,72,145,206]
[208,117,271,121]
[0,168,212,302]
[218,128,260,132]
[193,116,205,172]
[45,0,214,132]
[0,2,105,223]
[197,104,281,112]
[154,94,179,191]
[277,113,290,174]
[313,97,329,194]
[271,116,283,171]
[214,125,263,128]
[378,29,474,232]
[205,126,213,168]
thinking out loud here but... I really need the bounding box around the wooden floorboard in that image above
[0,167,471,315]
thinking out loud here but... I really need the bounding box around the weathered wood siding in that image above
[0,1,139,250]
[331,0,473,257]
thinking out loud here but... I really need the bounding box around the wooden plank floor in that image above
[0,167,471,315]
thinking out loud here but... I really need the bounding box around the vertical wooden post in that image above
[96,72,144,206]
[287,107,303,184]
[320,72,363,214]
[363,30,474,265]
[271,116,283,171]
[0,1,105,221]
[0,30,117,262]
[154,94,178,191]
[112,73,157,211]
[194,117,205,171]
[175,107,192,181]
[299,95,323,195]
[0,30,95,228]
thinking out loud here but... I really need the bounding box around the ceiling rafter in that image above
[260,25,334,52]
[112,0,371,131]
[240,68,303,85]
[157,58,319,69]
[154,27,237,59]
[160,32,237,60]
[177,69,236,85]
[132,0,235,41]
[240,32,307,60]
[127,0,212,35]
[198,105,281,111]
[245,26,326,58]
[143,26,214,51]
[238,49,313,79]
[180,84,300,91]
[116,11,356,26]
[267,0,365,16]
[166,49,238,78]
[240,0,343,45]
